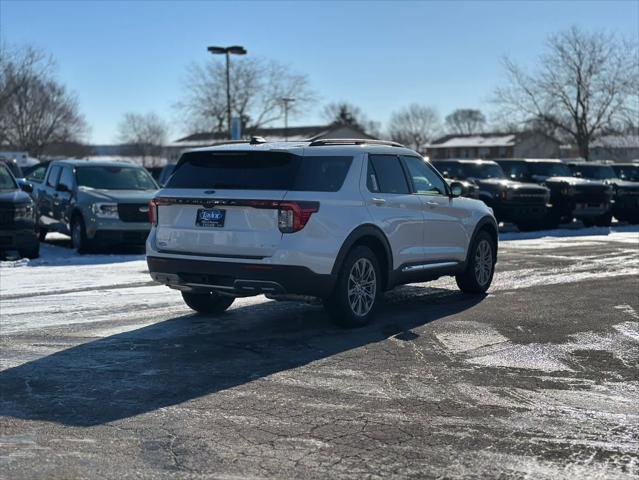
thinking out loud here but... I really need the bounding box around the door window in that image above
[367,155,410,194]
[47,165,62,188]
[401,156,448,195]
[26,164,48,182]
[58,167,75,191]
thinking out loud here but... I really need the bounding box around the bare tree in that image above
[0,44,86,157]
[321,102,381,137]
[495,27,638,159]
[445,109,486,135]
[117,112,169,165]
[176,57,316,134]
[388,104,441,150]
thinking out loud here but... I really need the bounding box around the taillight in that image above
[277,201,319,233]
[149,198,172,225]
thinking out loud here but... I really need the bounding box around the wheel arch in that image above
[467,215,498,264]
[331,224,393,291]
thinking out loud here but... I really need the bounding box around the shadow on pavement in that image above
[0,288,484,426]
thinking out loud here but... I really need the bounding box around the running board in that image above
[401,261,459,273]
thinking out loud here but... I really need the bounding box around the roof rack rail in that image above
[308,138,405,148]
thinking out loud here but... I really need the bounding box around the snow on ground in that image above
[0,226,637,335]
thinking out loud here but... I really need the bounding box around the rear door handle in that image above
[425,201,438,208]
[371,197,386,206]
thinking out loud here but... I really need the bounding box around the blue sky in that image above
[1,0,637,143]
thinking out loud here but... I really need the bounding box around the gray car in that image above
[32,159,158,253]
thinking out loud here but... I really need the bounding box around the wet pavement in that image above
[0,229,638,479]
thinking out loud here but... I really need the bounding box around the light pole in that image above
[207,45,247,139]
[281,97,295,141]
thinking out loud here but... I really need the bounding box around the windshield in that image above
[0,165,18,190]
[499,162,530,180]
[571,164,618,180]
[612,165,639,181]
[528,162,573,178]
[461,163,505,179]
[76,166,158,190]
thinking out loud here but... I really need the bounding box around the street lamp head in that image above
[227,46,247,55]
[207,46,227,54]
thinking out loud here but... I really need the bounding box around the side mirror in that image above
[449,181,464,198]
[17,179,33,193]
[56,183,70,193]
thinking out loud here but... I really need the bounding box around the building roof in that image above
[168,124,376,148]
[429,131,560,149]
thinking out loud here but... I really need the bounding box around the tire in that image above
[581,218,595,228]
[38,227,47,242]
[71,215,92,254]
[543,211,562,230]
[594,212,613,227]
[324,245,381,328]
[181,291,235,315]
[19,239,40,260]
[456,231,496,294]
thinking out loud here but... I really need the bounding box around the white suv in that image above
[146,138,498,326]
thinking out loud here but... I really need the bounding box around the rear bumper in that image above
[147,256,337,297]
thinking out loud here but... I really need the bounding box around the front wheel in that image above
[594,212,613,227]
[19,239,40,260]
[181,291,235,315]
[324,245,381,328]
[71,216,92,254]
[456,231,496,294]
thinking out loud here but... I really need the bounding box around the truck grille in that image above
[574,185,610,203]
[117,204,149,223]
[509,189,547,204]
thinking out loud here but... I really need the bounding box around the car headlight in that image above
[13,203,34,220]
[92,203,119,218]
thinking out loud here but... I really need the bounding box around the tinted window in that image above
[570,164,617,180]
[528,162,572,178]
[76,166,158,190]
[612,165,639,181]
[432,161,466,180]
[0,165,17,190]
[26,164,48,182]
[368,155,410,194]
[402,156,447,195]
[168,152,353,192]
[500,162,529,180]
[47,165,62,187]
[58,167,75,190]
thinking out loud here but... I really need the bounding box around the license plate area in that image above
[195,208,226,228]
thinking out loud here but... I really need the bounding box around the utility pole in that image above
[281,97,295,141]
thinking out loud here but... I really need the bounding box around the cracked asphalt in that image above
[0,229,638,479]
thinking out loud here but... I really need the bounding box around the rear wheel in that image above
[19,239,40,260]
[38,227,47,242]
[324,246,380,328]
[456,231,496,294]
[594,212,613,227]
[181,291,235,315]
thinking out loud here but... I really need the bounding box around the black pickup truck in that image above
[495,159,614,228]
[568,162,639,224]
[0,163,39,258]
[432,159,550,230]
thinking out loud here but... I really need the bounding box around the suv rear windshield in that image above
[168,151,353,192]
[76,166,158,190]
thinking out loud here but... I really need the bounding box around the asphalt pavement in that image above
[0,229,638,479]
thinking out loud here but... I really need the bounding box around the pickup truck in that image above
[495,159,615,228]
[27,159,158,253]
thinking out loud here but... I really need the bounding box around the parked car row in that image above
[431,158,639,229]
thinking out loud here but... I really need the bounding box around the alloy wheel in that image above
[347,258,376,317]
[474,239,493,286]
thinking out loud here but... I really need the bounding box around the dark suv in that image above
[495,159,614,228]
[611,163,639,182]
[432,159,550,230]
[0,163,39,258]
[568,162,639,224]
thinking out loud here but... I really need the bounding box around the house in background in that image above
[426,132,561,160]
[589,135,639,162]
[164,124,376,162]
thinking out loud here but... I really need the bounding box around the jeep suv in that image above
[568,162,639,225]
[495,159,614,228]
[146,139,498,326]
[431,159,550,231]
[33,160,159,252]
